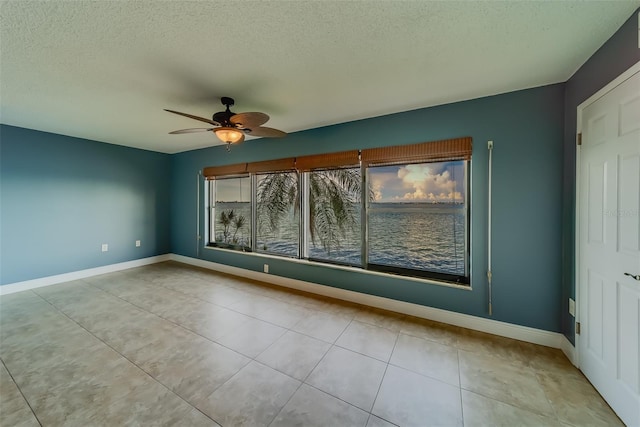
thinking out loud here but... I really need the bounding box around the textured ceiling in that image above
[1,1,638,153]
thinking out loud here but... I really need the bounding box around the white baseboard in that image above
[560,335,578,366]
[0,254,172,296]
[171,254,566,350]
[0,252,571,354]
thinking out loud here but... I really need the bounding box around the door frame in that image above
[574,60,640,368]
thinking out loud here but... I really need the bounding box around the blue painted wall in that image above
[0,125,171,284]
[561,9,640,344]
[171,84,565,332]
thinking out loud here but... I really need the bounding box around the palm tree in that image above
[231,214,246,244]
[218,209,235,243]
[217,209,247,245]
[257,169,365,253]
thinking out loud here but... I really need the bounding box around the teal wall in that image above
[561,9,640,344]
[171,84,565,332]
[0,125,171,284]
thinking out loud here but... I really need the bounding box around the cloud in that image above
[394,164,462,202]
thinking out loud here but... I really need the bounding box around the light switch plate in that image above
[569,298,576,317]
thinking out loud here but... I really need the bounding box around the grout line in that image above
[458,349,465,427]
[302,381,376,416]
[0,357,44,427]
[369,332,399,421]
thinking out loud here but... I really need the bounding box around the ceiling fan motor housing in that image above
[213,97,237,127]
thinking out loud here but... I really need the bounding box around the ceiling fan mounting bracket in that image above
[220,97,235,108]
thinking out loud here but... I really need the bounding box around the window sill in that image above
[203,245,472,291]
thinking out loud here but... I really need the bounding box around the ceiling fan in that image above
[165,97,287,150]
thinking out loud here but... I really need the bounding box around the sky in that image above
[214,160,466,203]
[369,161,465,203]
[215,176,251,202]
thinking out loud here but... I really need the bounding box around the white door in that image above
[579,67,640,427]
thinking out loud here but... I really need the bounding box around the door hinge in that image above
[577,133,582,146]
[576,322,581,335]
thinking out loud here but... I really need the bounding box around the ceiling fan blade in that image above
[169,128,215,134]
[230,112,269,128]
[164,109,219,126]
[246,126,287,138]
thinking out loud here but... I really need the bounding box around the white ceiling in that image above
[1,1,638,154]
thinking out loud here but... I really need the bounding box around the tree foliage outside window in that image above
[208,159,468,284]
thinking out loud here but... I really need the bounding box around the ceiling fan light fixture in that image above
[214,127,245,145]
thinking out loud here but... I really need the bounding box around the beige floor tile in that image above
[0,290,44,310]
[526,344,585,380]
[73,381,219,426]
[257,330,331,380]
[214,316,286,357]
[354,307,407,332]
[228,293,280,316]
[1,321,107,379]
[292,310,352,343]
[315,300,363,317]
[455,328,533,368]
[163,303,252,341]
[306,346,386,411]
[182,283,253,308]
[398,316,460,347]
[0,363,39,427]
[20,354,157,425]
[536,371,625,427]
[462,389,563,427]
[271,383,369,427]
[138,334,250,404]
[8,342,125,395]
[110,285,198,317]
[229,291,312,328]
[198,361,300,426]
[92,310,194,358]
[366,415,398,427]
[258,300,313,328]
[336,320,398,362]
[459,349,555,417]
[390,333,459,386]
[372,365,463,427]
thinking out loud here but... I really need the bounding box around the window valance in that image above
[203,137,471,178]
[361,137,472,166]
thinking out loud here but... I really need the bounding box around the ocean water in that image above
[213,202,466,275]
[368,203,466,275]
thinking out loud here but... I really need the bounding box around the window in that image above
[204,137,471,285]
[256,172,299,257]
[210,176,251,250]
[367,161,468,282]
[307,168,361,266]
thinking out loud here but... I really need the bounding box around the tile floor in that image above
[0,262,624,426]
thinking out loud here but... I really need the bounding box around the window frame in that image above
[363,160,470,285]
[208,174,253,252]
[204,137,472,286]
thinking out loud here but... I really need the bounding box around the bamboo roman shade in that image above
[361,137,472,166]
[246,158,296,174]
[204,137,472,178]
[203,163,247,179]
[295,150,360,171]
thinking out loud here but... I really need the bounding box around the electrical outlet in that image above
[263,264,269,274]
[101,243,108,252]
[135,240,141,247]
[569,298,575,317]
